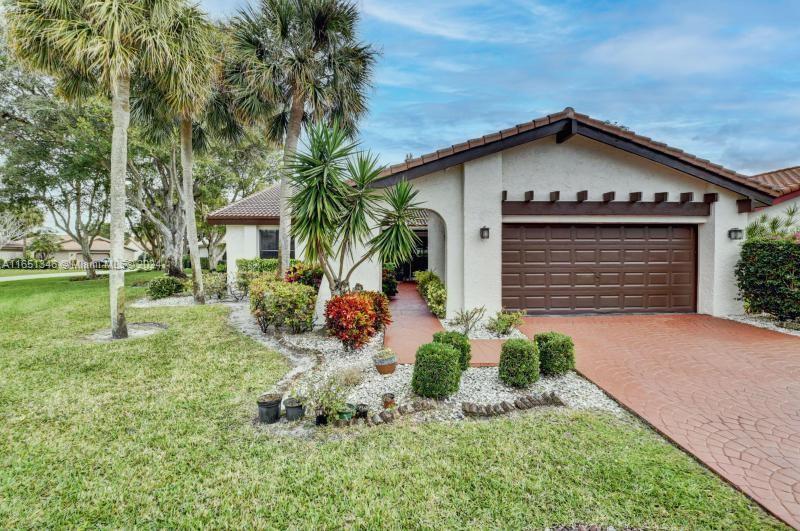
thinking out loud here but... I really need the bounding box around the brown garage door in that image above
[502,224,696,314]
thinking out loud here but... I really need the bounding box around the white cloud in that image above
[359,0,569,44]
[585,24,784,77]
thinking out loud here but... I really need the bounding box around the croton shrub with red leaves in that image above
[361,291,392,331]
[325,293,377,350]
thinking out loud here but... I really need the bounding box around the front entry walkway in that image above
[384,283,503,365]
[520,314,800,528]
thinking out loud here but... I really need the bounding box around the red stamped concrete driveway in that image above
[520,314,800,528]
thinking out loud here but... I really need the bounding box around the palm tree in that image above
[6,0,197,338]
[289,121,421,295]
[225,0,377,275]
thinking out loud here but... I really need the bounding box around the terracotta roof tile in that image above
[207,184,281,221]
[375,107,777,198]
[747,165,800,196]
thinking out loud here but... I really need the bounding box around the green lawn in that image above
[0,268,70,277]
[0,276,785,529]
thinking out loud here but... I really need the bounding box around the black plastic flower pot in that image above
[283,397,305,422]
[355,403,369,419]
[257,394,282,424]
[315,413,329,426]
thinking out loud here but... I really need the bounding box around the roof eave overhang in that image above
[373,118,776,206]
[206,216,280,226]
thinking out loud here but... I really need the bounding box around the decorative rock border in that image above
[330,399,437,428]
[461,391,563,417]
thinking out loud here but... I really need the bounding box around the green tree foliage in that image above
[225,0,378,274]
[289,122,422,294]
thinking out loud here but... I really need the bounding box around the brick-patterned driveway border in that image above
[520,314,800,528]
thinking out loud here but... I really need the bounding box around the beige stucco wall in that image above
[354,135,755,318]
[226,135,773,319]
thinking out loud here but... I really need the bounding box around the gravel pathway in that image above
[130,295,231,308]
[724,313,800,338]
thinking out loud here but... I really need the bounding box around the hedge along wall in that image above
[734,239,800,321]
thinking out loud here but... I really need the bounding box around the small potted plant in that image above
[382,392,396,409]
[337,403,357,420]
[373,348,397,375]
[309,379,347,426]
[283,387,306,422]
[355,403,370,419]
[257,393,282,424]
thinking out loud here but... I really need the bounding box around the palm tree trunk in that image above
[109,73,130,339]
[279,92,304,276]
[180,118,205,304]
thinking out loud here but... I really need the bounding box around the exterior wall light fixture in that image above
[728,228,744,240]
[480,226,490,239]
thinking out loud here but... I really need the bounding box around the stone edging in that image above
[461,391,563,417]
[331,399,437,428]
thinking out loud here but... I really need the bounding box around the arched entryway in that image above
[393,208,447,285]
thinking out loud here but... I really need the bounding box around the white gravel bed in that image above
[223,299,626,431]
[131,294,232,308]
[725,313,800,338]
[347,365,625,420]
[440,318,526,339]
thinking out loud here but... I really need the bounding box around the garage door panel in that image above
[502,223,696,314]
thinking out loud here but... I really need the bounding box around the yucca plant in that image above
[746,205,799,241]
[289,121,421,294]
[225,0,378,275]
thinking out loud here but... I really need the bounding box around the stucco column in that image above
[462,153,503,314]
[698,195,747,316]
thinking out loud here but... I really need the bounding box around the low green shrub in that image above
[147,276,185,299]
[535,332,575,376]
[215,261,227,273]
[411,342,461,398]
[735,239,800,322]
[202,272,228,300]
[486,310,525,336]
[499,338,539,388]
[413,270,439,294]
[237,258,279,273]
[424,282,447,318]
[284,261,323,289]
[250,279,316,333]
[382,268,398,297]
[432,331,471,370]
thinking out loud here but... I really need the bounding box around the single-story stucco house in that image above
[208,108,800,319]
[0,235,142,263]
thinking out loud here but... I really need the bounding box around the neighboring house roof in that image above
[747,165,800,198]
[206,184,281,225]
[0,235,137,253]
[374,107,777,204]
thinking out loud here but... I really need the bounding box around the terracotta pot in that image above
[382,393,396,409]
[375,361,397,375]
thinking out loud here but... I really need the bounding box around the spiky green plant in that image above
[745,205,799,241]
[225,0,378,275]
[289,122,421,294]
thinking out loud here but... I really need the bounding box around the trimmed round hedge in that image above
[432,331,471,370]
[535,331,575,376]
[411,342,462,398]
[498,338,539,388]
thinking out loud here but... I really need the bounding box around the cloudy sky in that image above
[200,0,800,175]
